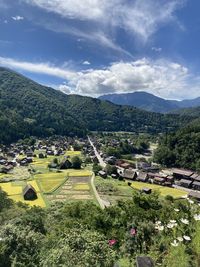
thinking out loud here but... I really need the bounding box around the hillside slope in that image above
[99,91,200,113]
[0,67,192,143]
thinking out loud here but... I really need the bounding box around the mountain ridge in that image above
[99,91,200,113]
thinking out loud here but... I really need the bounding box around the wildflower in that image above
[109,239,117,246]
[170,220,177,223]
[188,199,194,204]
[194,214,200,221]
[180,218,189,225]
[130,228,136,236]
[155,225,164,231]
[183,235,191,241]
[177,237,183,242]
[171,240,179,247]
[174,208,180,212]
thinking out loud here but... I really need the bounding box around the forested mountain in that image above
[0,67,193,143]
[154,119,200,170]
[99,91,200,113]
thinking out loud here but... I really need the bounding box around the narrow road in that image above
[88,136,106,168]
[88,136,110,209]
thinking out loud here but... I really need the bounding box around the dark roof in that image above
[136,256,154,267]
[179,179,192,185]
[23,184,37,195]
[154,177,165,182]
[193,181,200,187]
[188,191,200,200]
[172,169,193,177]
[122,169,136,179]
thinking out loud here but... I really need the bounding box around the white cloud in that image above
[23,0,185,41]
[0,56,199,100]
[0,56,78,80]
[12,16,24,21]
[82,61,91,65]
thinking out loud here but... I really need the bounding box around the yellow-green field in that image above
[0,181,46,207]
[68,170,92,177]
[131,181,187,198]
[64,151,81,157]
[74,183,90,190]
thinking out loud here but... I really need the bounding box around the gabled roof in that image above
[23,184,36,195]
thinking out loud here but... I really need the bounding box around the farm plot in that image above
[47,174,94,203]
[95,176,133,205]
[131,181,187,198]
[0,180,46,207]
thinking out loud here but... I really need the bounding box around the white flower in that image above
[171,240,179,247]
[188,199,194,204]
[194,214,200,221]
[177,237,183,242]
[155,225,164,231]
[183,235,191,241]
[155,221,162,225]
[170,220,177,223]
[174,208,180,212]
[180,218,189,225]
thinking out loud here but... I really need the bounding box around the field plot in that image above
[46,173,94,204]
[64,151,81,157]
[131,181,187,198]
[0,180,46,207]
[95,176,133,205]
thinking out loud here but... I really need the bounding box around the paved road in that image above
[88,136,110,208]
[88,136,106,168]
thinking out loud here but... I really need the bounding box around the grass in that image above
[68,170,92,177]
[64,151,81,157]
[131,181,187,198]
[9,193,46,207]
[39,178,65,193]
[0,180,46,207]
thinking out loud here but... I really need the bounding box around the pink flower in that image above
[130,228,137,236]
[109,239,117,246]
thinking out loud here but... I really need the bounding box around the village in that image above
[0,133,200,208]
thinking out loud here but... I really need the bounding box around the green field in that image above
[131,181,187,198]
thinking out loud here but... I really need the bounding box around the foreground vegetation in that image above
[154,121,200,171]
[0,189,200,266]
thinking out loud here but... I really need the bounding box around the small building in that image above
[179,179,192,188]
[142,188,152,194]
[172,169,193,180]
[192,181,200,191]
[136,256,154,267]
[188,191,200,202]
[98,170,107,179]
[121,169,137,180]
[153,177,165,185]
[137,172,148,182]
[23,185,37,200]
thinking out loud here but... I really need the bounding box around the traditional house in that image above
[153,177,165,185]
[172,169,193,180]
[23,185,37,200]
[192,181,200,191]
[188,191,200,202]
[137,172,148,182]
[142,188,152,194]
[179,179,193,188]
[121,169,137,180]
[98,170,107,179]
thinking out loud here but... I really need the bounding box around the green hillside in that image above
[0,67,192,143]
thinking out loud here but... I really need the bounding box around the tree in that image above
[0,188,13,212]
[93,163,102,175]
[71,156,82,169]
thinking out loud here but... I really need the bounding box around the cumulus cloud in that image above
[0,56,199,100]
[82,61,91,65]
[12,16,24,21]
[23,0,185,41]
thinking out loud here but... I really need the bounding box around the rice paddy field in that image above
[0,149,94,208]
[130,181,187,198]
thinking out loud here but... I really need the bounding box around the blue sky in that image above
[0,0,200,99]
